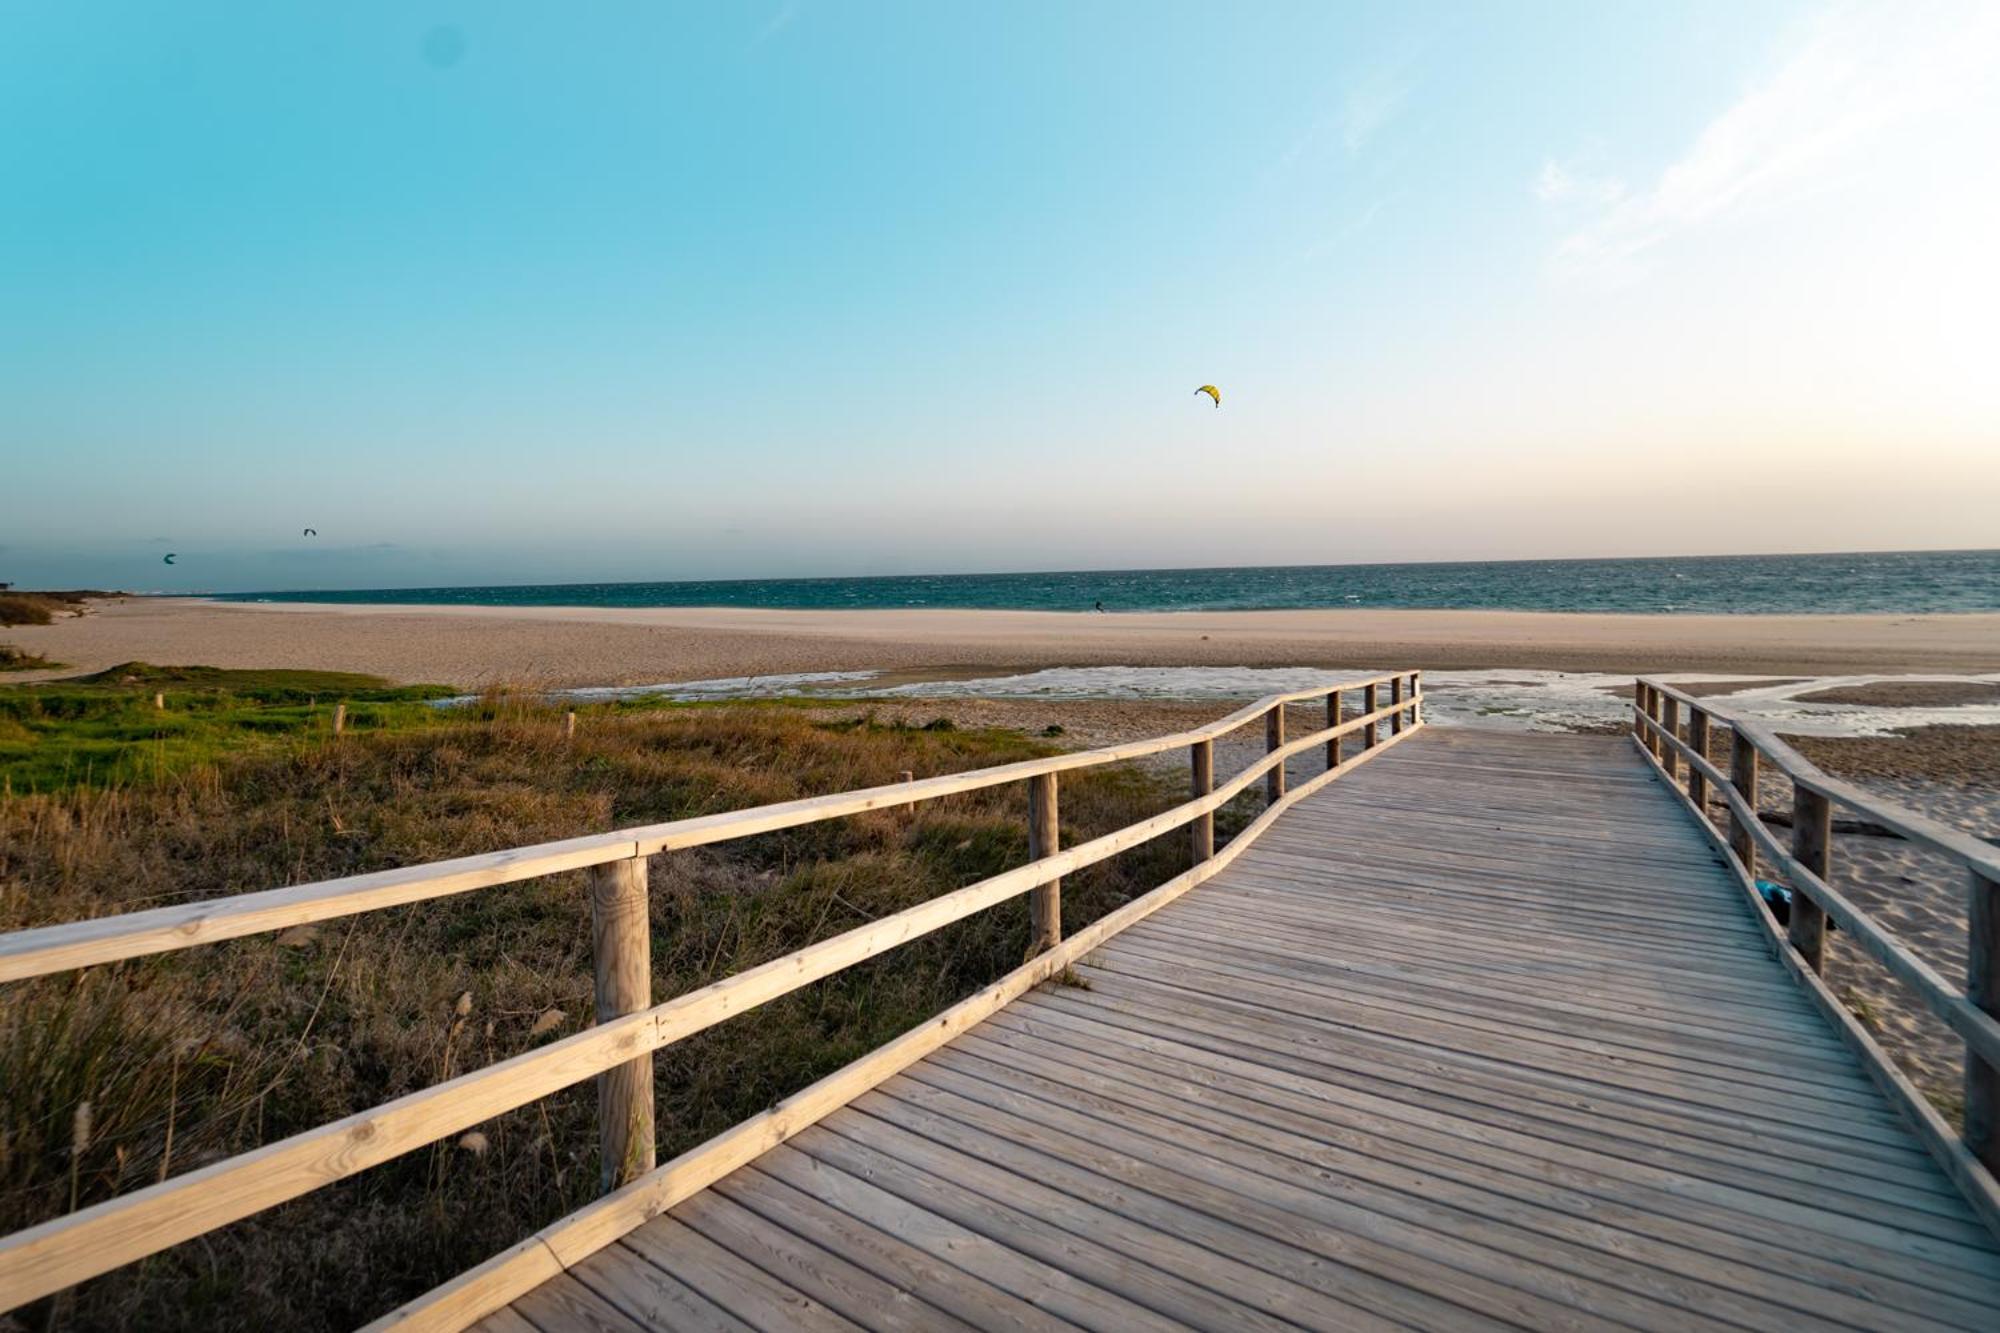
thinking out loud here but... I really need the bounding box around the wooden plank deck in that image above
[478,729,2000,1331]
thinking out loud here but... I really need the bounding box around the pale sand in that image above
[8,597,1999,687]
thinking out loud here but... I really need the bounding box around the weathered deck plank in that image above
[492,729,2000,1330]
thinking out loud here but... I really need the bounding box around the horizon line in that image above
[129,544,2000,600]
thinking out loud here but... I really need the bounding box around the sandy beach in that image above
[9,596,1999,688]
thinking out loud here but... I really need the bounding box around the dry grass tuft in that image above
[0,645,59,672]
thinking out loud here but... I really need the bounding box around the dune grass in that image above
[0,681,1248,1330]
[0,646,58,673]
[0,591,102,628]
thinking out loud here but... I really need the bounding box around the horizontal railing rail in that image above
[0,670,1423,1319]
[0,671,1416,984]
[1630,676,2000,1236]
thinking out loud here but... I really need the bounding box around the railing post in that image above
[1190,739,1214,861]
[1265,705,1286,805]
[1389,676,1404,736]
[1968,869,2000,1175]
[1790,787,1830,973]
[1410,671,1422,727]
[1027,773,1061,954]
[1645,685,1662,758]
[1325,690,1342,769]
[1659,695,1680,783]
[1728,726,1758,875]
[589,854,654,1193]
[1632,681,1646,742]
[1363,682,1379,751]
[1687,706,1710,810]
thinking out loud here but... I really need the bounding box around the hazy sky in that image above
[4,2,1997,592]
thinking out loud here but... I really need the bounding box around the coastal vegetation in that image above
[0,670,1240,1330]
[0,664,455,793]
[0,591,97,675]
[0,647,57,673]
[0,591,99,628]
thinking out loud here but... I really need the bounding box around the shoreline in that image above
[188,594,2000,622]
[5,596,1998,688]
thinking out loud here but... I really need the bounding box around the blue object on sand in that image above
[1748,879,1836,933]
[1753,878,1793,924]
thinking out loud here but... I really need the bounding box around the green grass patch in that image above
[0,663,457,793]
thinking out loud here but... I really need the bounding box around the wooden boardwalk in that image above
[476,730,2000,1332]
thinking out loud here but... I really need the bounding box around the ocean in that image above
[215,549,2000,616]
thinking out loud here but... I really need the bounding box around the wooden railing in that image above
[1631,677,2000,1235]
[0,670,1423,1324]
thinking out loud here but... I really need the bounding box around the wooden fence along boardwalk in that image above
[6,671,2000,1330]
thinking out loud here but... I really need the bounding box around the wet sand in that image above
[1796,680,2000,707]
[8,596,1999,688]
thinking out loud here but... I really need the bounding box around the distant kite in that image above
[1194,384,1220,408]
[163,553,177,564]
[303,528,317,536]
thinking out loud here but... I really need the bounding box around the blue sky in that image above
[4,2,1996,591]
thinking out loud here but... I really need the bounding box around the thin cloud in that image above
[751,2,799,48]
[1541,2,2000,282]
[1534,158,1623,208]
[1338,67,1407,156]
[1302,199,1385,261]
[1268,64,1409,180]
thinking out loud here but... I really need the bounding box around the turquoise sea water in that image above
[216,549,2000,616]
